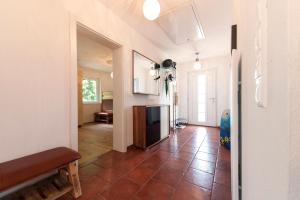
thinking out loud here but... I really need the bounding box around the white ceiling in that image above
[98,0,232,63]
[156,4,205,45]
[77,32,113,72]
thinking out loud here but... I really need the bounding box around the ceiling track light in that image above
[143,0,161,21]
[193,52,202,70]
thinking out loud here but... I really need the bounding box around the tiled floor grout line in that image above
[90,150,159,198]
[166,129,203,199]
[92,139,182,199]
[210,139,222,200]
[214,145,232,190]
[170,131,209,199]
[173,131,226,200]
[79,156,102,169]
[131,164,172,200]
[62,127,231,200]
[131,129,197,199]
[81,127,226,200]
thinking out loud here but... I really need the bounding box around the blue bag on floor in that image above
[220,110,231,150]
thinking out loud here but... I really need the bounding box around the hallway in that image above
[60,126,231,200]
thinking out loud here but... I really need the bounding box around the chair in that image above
[95,92,113,124]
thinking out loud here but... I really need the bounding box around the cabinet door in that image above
[146,107,161,147]
[160,106,169,139]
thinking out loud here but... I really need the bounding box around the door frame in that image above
[187,69,218,127]
[69,15,127,152]
[230,50,241,200]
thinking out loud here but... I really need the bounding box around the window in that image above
[82,79,99,103]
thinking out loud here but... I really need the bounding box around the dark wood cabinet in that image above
[133,105,170,149]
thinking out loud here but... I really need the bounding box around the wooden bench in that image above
[0,147,82,199]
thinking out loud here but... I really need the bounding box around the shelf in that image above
[2,174,73,200]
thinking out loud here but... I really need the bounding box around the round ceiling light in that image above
[143,0,161,21]
[193,60,201,70]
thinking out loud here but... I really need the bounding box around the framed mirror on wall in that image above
[132,50,160,95]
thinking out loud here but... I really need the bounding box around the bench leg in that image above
[67,161,82,198]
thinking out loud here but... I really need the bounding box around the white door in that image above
[230,50,241,200]
[188,70,217,126]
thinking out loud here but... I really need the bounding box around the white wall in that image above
[236,0,290,199]
[177,55,231,126]
[0,0,168,162]
[82,104,100,123]
[288,0,300,199]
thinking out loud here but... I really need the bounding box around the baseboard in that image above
[187,123,220,129]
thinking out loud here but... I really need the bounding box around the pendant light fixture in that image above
[143,0,161,21]
[193,52,202,70]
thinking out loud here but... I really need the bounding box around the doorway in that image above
[188,69,217,126]
[76,26,116,166]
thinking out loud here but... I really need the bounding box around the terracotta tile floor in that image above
[60,126,231,200]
